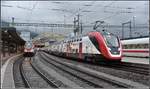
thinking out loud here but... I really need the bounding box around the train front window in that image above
[25,42,33,48]
[104,34,119,47]
[89,36,100,52]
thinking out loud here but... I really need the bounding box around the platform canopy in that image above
[1,27,25,45]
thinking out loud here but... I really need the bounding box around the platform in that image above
[1,54,22,88]
[122,57,149,64]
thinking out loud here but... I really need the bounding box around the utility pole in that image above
[77,14,80,36]
[122,21,132,39]
[122,24,124,39]
[64,15,66,28]
[11,17,15,27]
[51,27,53,40]
[73,14,81,36]
[129,20,132,38]
[73,17,77,36]
[80,22,83,34]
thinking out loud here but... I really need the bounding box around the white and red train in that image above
[121,37,149,58]
[24,41,35,57]
[50,31,122,62]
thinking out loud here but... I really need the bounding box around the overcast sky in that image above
[1,1,149,26]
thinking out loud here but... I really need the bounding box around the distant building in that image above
[20,31,31,41]
[1,21,10,27]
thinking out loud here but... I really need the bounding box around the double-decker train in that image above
[50,30,122,62]
[24,41,35,57]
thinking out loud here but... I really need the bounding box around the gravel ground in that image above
[38,54,94,88]
[22,57,51,88]
[32,56,69,88]
[42,52,149,86]
[13,57,25,88]
[39,53,130,88]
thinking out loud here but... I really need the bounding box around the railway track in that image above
[40,53,134,88]
[103,62,149,75]
[44,51,149,76]
[13,57,60,88]
[20,59,31,88]
[42,51,149,86]
[13,57,31,88]
[30,58,60,88]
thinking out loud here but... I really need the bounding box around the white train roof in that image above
[121,37,149,45]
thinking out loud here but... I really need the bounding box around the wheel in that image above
[110,60,122,64]
[84,56,91,62]
[91,59,96,63]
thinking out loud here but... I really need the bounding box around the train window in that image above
[126,45,129,49]
[139,44,142,48]
[122,45,125,49]
[103,34,119,47]
[72,49,74,53]
[131,44,134,49]
[135,44,138,48]
[141,44,148,49]
[76,49,78,53]
[123,43,150,49]
[145,44,149,48]
[143,44,145,48]
[89,36,100,52]
[80,38,82,41]
[25,42,33,49]
[128,44,131,49]
[123,45,126,49]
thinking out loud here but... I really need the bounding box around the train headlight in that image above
[118,48,121,51]
[30,49,34,52]
[24,49,27,52]
[108,48,111,51]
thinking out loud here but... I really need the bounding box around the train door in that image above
[66,44,69,57]
[79,42,82,59]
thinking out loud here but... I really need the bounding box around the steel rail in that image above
[30,58,59,88]
[41,53,131,88]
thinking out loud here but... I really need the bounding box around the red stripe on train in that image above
[123,49,149,53]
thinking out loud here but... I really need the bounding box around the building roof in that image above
[1,27,25,45]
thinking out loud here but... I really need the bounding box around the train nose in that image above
[109,47,120,55]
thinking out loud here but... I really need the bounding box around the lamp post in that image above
[122,21,132,39]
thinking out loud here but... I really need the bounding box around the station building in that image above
[1,27,25,62]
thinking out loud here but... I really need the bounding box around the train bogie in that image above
[23,52,35,57]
